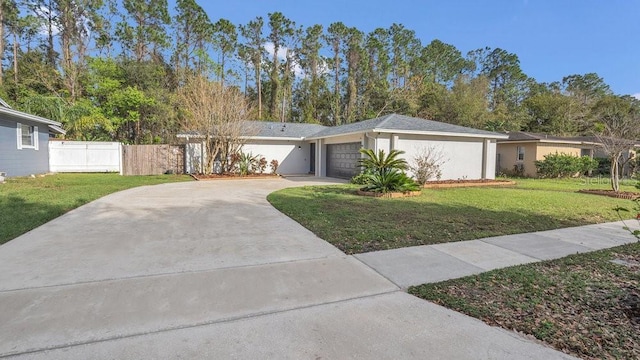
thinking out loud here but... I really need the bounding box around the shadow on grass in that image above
[268,187,606,254]
[0,195,80,245]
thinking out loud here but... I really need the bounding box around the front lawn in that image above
[267,178,637,254]
[409,242,640,359]
[0,173,192,244]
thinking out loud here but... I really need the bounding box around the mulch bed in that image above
[191,173,280,181]
[355,190,422,198]
[422,179,516,189]
[578,189,640,200]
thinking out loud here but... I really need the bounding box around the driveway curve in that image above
[0,177,575,359]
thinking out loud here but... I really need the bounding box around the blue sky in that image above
[193,0,639,97]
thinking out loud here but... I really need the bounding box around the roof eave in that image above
[240,136,306,141]
[0,106,63,127]
[373,128,509,139]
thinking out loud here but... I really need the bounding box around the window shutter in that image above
[16,122,22,150]
[34,126,39,150]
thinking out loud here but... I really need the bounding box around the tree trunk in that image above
[0,3,4,86]
[12,30,17,84]
[610,155,620,192]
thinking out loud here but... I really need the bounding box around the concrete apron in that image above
[0,178,576,359]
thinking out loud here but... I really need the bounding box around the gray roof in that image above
[502,132,640,146]
[244,121,326,139]
[307,114,507,139]
[0,105,65,134]
[178,114,508,141]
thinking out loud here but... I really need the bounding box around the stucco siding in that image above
[242,140,311,175]
[486,139,497,178]
[536,143,583,160]
[395,134,486,180]
[497,142,537,177]
[498,142,595,177]
[0,118,50,177]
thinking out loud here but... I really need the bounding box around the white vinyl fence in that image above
[49,141,122,173]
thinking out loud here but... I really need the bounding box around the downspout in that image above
[365,131,376,152]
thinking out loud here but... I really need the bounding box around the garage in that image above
[326,142,361,179]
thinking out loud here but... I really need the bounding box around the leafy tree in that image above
[523,91,577,135]
[212,18,237,86]
[266,12,295,120]
[116,0,170,62]
[420,39,470,86]
[173,0,214,75]
[239,16,264,119]
[389,23,420,89]
[362,28,391,117]
[295,24,329,123]
[344,26,363,123]
[325,21,348,125]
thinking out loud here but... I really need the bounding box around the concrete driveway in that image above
[0,178,574,359]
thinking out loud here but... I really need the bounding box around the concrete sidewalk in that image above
[356,220,640,289]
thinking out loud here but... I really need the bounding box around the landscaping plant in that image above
[409,146,445,184]
[237,152,260,176]
[269,159,279,174]
[357,149,419,193]
[534,153,598,178]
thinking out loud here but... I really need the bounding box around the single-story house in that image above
[181,114,508,180]
[496,131,639,177]
[0,102,65,177]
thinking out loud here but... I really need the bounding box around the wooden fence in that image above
[122,145,185,176]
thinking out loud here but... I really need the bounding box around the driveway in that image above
[0,178,574,359]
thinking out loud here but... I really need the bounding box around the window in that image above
[516,146,525,161]
[16,123,38,150]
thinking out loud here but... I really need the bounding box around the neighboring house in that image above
[181,114,508,180]
[496,131,639,177]
[0,103,65,177]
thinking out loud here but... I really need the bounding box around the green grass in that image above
[409,242,640,359]
[0,173,192,244]
[267,178,638,254]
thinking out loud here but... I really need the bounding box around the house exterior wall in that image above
[243,140,311,175]
[392,134,488,180]
[49,141,122,173]
[0,118,50,177]
[496,142,538,177]
[497,142,595,177]
[536,143,584,160]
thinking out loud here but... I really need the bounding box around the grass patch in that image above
[0,173,192,244]
[267,178,636,254]
[408,242,640,359]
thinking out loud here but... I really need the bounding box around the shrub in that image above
[358,148,408,174]
[361,169,421,193]
[535,153,598,178]
[237,152,260,176]
[257,157,267,174]
[357,148,419,193]
[350,170,372,185]
[409,146,445,185]
[269,159,279,174]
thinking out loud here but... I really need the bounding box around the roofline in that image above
[0,106,63,127]
[240,136,305,141]
[49,125,66,135]
[498,139,612,146]
[373,128,509,139]
[307,128,508,140]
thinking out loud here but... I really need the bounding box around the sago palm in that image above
[358,148,408,174]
